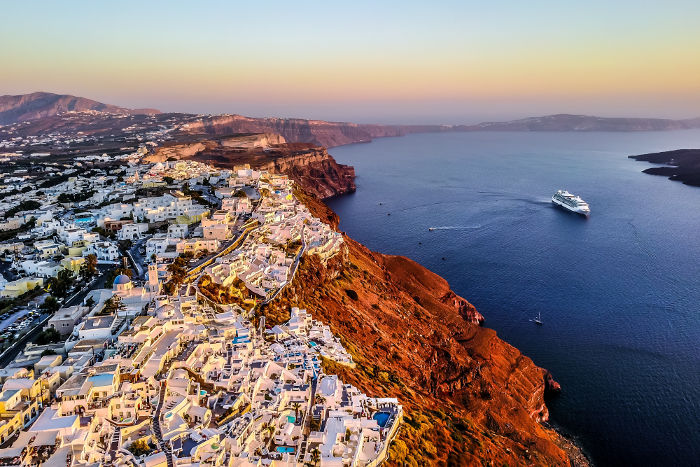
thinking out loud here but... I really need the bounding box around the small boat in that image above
[530,312,543,325]
[428,227,435,231]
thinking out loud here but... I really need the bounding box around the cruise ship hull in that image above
[552,198,590,216]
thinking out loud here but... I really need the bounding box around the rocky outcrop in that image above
[144,141,208,163]
[0,92,159,125]
[629,148,700,187]
[146,134,356,199]
[179,114,411,148]
[261,193,584,466]
[545,371,562,398]
[256,147,355,198]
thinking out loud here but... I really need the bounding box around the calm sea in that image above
[326,131,700,467]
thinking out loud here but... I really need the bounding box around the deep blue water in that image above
[326,131,700,467]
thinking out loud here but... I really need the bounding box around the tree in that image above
[127,439,152,457]
[4,200,41,218]
[46,270,74,298]
[84,296,96,310]
[163,176,174,185]
[292,402,301,420]
[162,281,177,296]
[310,447,321,466]
[118,239,133,251]
[101,295,126,315]
[115,267,133,278]
[79,254,98,282]
[40,296,60,313]
[167,257,188,284]
[35,328,61,345]
[261,421,276,448]
[181,251,194,260]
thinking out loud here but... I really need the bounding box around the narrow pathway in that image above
[152,382,174,467]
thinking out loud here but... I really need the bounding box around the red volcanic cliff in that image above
[260,193,587,466]
[146,135,356,198]
[179,114,410,148]
[255,146,355,199]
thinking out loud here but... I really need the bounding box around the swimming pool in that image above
[373,412,390,428]
[287,415,296,423]
[309,341,318,347]
[276,446,295,453]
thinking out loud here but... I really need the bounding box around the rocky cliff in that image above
[629,148,700,187]
[0,92,159,125]
[145,135,355,198]
[255,146,356,199]
[179,114,412,148]
[260,193,588,466]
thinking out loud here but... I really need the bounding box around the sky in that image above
[3,1,700,124]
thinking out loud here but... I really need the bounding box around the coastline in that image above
[546,422,594,467]
[629,148,700,187]
[301,184,593,465]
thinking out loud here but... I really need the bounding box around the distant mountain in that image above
[456,114,700,132]
[0,92,160,125]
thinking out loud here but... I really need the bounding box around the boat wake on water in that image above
[428,225,483,231]
[476,191,551,206]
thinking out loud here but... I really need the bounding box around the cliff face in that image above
[261,193,585,466]
[0,92,159,125]
[179,114,409,148]
[146,135,356,198]
[256,147,356,199]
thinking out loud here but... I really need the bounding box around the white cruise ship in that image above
[551,190,590,216]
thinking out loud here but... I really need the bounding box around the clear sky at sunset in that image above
[3,1,700,123]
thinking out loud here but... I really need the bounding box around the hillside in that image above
[258,192,589,466]
[178,114,429,148]
[0,92,159,125]
[4,92,700,149]
[144,134,356,198]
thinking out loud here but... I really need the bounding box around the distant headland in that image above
[629,149,700,187]
[2,92,700,149]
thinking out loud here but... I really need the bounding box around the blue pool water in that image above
[309,341,318,347]
[373,412,391,428]
[276,446,295,453]
[87,373,114,386]
[287,415,296,423]
[327,130,700,466]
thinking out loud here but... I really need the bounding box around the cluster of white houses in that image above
[0,153,401,465]
[0,241,401,466]
[204,170,344,298]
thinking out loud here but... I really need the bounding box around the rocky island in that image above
[629,149,700,187]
